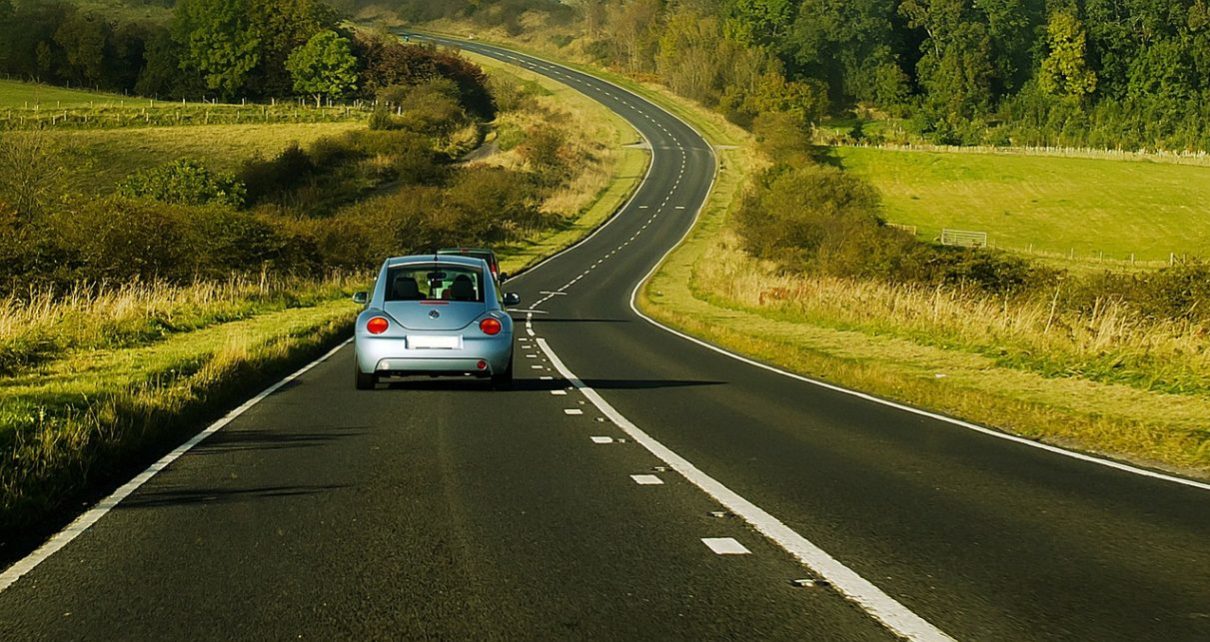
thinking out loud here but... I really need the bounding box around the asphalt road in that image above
[3,36,1210,642]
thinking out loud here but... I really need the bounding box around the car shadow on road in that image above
[190,428,368,455]
[377,378,724,392]
[117,483,350,510]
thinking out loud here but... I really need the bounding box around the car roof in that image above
[385,254,486,269]
[436,247,497,257]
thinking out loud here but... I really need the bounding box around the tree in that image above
[173,0,261,98]
[286,29,358,105]
[248,0,340,96]
[901,0,996,129]
[54,11,111,87]
[1040,11,1097,99]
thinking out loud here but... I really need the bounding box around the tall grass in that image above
[696,233,1210,396]
[0,273,359,375]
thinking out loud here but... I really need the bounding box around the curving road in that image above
[2,35,1209,641]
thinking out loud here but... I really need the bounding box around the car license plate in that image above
[407,335,461,350]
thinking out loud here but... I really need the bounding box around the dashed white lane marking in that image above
[675,206,686,209]
[591,436,614,444]
[564,408,584,416]
[539,376,554,381]
[702,538,751,555]
[525,354,538,358]
[535,338,952,642]
[551,390,568,396]
[530,365,545,370]
[630,474,664,485]
[0,338,354,593]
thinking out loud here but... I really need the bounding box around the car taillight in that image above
[479,317,502,336]
[366,317,389,334]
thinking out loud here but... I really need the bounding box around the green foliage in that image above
[286,29,358,103]
[117,159,246,207]
[517,125,569,186]
[172,0,261,98]
[0,131,68,219]
[1040,12,1097,98]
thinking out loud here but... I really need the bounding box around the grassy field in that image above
[836,146,1210,264]
[0,79,134,108]
[46,122,363,194]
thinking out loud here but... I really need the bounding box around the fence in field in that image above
[0,95,376,131]
[940,228,988,248]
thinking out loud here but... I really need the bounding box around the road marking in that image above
[0,339,354,593]
[535,338,952,642]
[551,390,568,395]
[702,538,751,555]
[591,436,614,444]
[531,365,545,370]
[564,408,584,416]
[540,376,554,380]
[526,354,538,358]
[630,474,664,485]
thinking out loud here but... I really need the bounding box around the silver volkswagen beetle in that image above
[352,254,521,389]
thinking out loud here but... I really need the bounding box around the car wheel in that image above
[492,350,514,390]
[355,365,377,390]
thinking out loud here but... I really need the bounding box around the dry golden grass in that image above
[697,234,1210,393]
[0,273,360,376]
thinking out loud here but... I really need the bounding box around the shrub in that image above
[238,143,317,205]
[117,160,245,207]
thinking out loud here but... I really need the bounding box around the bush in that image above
[117,160,245,207]
[238,143,317,205]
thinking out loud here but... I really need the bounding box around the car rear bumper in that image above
[355,336,512,376]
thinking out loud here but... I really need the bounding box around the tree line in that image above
[0,0,492,116]
[385,0,1210,151]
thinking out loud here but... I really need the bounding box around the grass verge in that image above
[1,290,358,547]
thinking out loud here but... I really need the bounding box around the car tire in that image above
[355,365,377,390]
[492,350,514,390]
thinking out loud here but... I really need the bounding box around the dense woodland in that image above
[387,0,1210,151]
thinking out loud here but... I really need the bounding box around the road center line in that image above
[535,338,952,642]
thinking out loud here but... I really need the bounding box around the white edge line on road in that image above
[536,338,952,642]
[0,339,354,593]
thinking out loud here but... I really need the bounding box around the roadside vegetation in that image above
[0,0,645,545]
[385,2,1210,478]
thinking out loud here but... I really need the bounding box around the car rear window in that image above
[384,264,485,303]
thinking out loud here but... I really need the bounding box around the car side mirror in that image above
[352,291,368,305]
[503,293,521,306]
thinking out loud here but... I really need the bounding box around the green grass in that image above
[0,79,135,108]
[835,146,1210,264]
[45,122,363,194]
